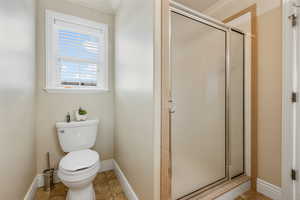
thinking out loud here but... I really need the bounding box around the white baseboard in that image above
[215,181,251,200]
[257,178,282,200]
[113,160,139,200]
[35,159,114,187]
[99,159,114,172]
[24,159,115,200]
[24,176,39,200]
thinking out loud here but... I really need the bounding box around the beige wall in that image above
[36,0,115,173]
[202,0,282,187]
[114,0,155,199]
[257,4,282,187]
[0,0,37,199]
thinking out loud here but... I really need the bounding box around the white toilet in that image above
[56,120,100,200]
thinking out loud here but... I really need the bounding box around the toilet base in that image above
[66,183,95,200]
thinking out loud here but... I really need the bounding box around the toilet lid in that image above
[60,149,99,171]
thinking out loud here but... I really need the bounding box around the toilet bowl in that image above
[58,149,101,200]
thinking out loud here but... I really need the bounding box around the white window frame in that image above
[45,10,109,93]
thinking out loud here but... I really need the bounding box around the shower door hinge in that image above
[292,92,298,103]
[289,14,297,27]
[291,169,297,181]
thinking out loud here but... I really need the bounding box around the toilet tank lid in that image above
[56,119,99,128]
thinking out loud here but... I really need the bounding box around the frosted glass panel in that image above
[229,30,245,178]
[171,12,227,199]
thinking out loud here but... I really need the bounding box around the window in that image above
[45,10,108,93]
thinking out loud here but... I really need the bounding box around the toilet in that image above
[56,120,100,200]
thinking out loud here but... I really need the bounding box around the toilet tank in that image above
[56,120,99,152]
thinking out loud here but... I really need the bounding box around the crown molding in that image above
[66,0,120,14]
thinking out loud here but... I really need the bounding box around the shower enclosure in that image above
[169,2,245,200]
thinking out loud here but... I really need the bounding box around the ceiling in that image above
[66,0,120,14]
[174,0,221,12]
[66,0,221,14]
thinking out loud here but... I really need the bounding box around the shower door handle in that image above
[169,99,176,114]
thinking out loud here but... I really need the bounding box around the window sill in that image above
[44,87,110,94]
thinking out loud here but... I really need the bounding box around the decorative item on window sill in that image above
[66,112,71,123]
[75,107,88,121]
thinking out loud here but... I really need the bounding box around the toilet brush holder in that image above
[43,168,55,191]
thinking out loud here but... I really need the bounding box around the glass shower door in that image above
[229,30,245,178]
[171,11,228,199]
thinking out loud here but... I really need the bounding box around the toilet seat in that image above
[58,149,101,183]
[60,149,99,172]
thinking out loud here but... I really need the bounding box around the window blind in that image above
[56,25,105,87]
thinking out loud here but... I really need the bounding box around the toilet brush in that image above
[47,152,50,169]
[43,152,55,191]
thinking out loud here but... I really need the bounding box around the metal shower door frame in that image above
[169,1,245,199]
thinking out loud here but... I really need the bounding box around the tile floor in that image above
[235,190,272,200]
[35,170,128,200]
[35,171,270,200]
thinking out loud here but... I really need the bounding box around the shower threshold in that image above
[180,176,250,200]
